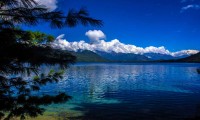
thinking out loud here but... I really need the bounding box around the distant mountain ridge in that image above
[72,50,150,62]
[170,52,200,63]
[70,50,200,63]
[71,50,108,62]
[96,51,150,62]
[143,53,189,60]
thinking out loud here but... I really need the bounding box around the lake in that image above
[38,63,200,120]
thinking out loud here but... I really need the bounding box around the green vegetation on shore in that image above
[0,0,102,119]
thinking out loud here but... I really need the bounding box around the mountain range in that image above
[70,50,200,63]
[96,51,150,62]
[162,52,200,63]
[71,50,108,62]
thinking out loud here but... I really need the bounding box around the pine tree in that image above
[0,0,102,119]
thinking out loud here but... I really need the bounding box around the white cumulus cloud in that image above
[35,0,58,11]
[51,30,199,57]
[85,30,106,44]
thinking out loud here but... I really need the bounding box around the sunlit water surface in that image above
[40,63,200,120]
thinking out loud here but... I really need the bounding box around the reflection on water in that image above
[40,63,200,120]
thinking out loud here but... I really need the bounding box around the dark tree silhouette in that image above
[0,0,102,119]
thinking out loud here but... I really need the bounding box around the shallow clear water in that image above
[41,63,200,120]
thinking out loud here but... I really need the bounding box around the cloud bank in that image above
[51,30,199,57]
[35,0,58,11]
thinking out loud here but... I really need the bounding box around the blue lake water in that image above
[41,63,200,120]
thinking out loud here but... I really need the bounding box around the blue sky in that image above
[23,0,200,52]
